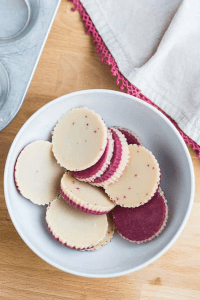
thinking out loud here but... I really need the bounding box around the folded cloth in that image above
[78,0,200,146]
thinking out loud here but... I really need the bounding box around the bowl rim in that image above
[4,89,195,278]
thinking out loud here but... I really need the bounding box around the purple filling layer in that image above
[117,128,140,145]
[113,190,167,242]
[92,128,122,184]
[71,137,111,180]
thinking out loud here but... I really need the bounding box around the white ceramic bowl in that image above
[4,90,195,278]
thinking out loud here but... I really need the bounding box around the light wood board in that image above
[0,1,200,299]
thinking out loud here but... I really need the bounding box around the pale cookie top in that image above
[61,172,115,212]
[87,215,115,251]
[15,141,65,205]
[46,195,108,249]
[52,108,108,171]
[105,145,160,208]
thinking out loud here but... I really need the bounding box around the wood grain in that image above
[0,1,200,299]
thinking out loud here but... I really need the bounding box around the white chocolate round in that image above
[52,108,108,171]
[46,195,108,249]
[15,141,65,205]
[105,145,160,207]
[61,172,115,213]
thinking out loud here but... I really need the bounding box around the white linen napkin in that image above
[81,0,200,145]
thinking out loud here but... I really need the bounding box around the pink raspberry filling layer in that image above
[71,137,111,180]
[117,128,140,145]
[113,190,167,243]
[92,128,122,184]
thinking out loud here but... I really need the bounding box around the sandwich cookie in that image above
[46,195,108,250]
[105,145,160,207]
[14,141,65,205]
[52,108,108,171]
[60,172,115,214]
[113,188,168,243]
[91,127,129,187]
[116,127,141,145]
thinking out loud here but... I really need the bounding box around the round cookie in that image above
[116,127,141,145]
[46,195,108,250]
[86,215,115,251]
[14,141,65,205]
[52,108,108,171]
[91,127,130,187]
[113,188,168,243]
[105,145,160,207]
[60,172,115,214]
[71,129,114,182]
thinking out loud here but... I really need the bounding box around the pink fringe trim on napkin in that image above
[69,0,200,159]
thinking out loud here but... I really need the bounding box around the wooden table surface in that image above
[1,1,200,299]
